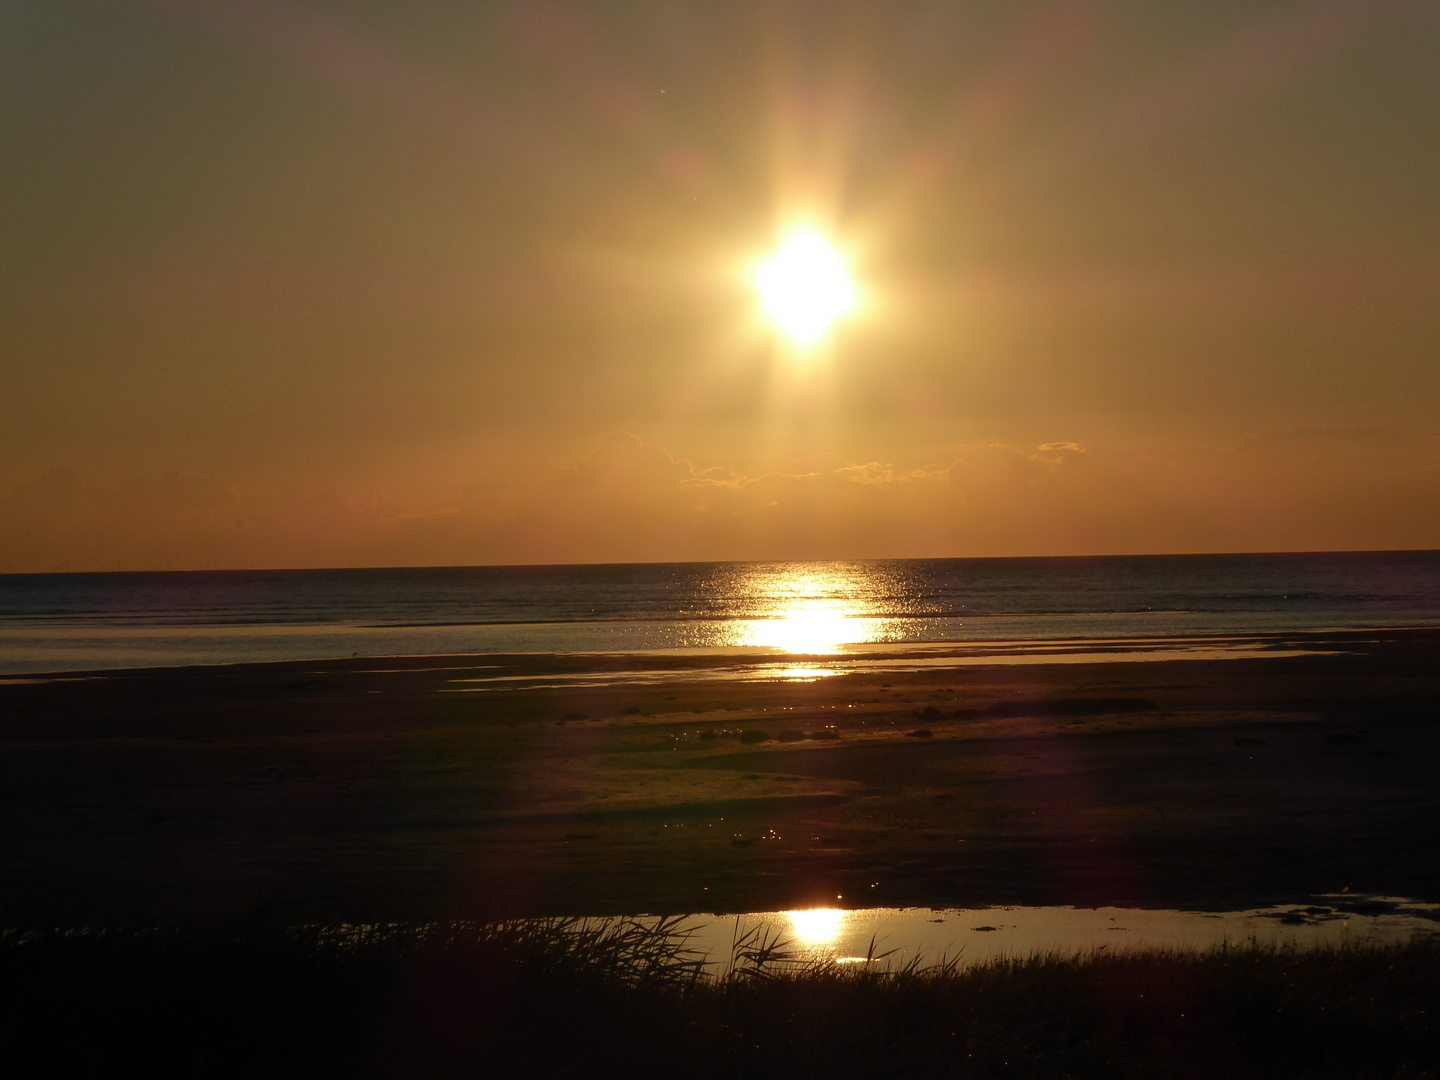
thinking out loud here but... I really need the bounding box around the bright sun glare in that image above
[755,229,857,347]
[788,908,845,946]
[747,604,855,654]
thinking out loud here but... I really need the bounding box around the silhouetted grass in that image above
[1,918,1436,1078]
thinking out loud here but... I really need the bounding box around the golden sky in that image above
[3,0,1439,571]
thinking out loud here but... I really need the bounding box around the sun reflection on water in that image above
[788,908,846,947]
[730,566,896,654]
[744,605,862,653]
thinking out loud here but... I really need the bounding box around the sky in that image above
[3,0,1439,571]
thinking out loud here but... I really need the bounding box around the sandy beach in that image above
[1,628,1436,925]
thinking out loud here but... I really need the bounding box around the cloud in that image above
[0,438,1150,569]
[2,428,1436,571]
[426,436,1111,563]
[834,462,951,487]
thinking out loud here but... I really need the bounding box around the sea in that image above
[1,551,1438,676]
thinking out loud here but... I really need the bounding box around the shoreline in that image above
[3,618,1437,678]
[0,623,1427,681]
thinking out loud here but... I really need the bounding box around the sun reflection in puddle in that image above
[764,664,845,681]
[788,908,846,947]
[686,899,1440,972]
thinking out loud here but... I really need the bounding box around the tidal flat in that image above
[0,628,1437,924]
[3,629,1439,1076]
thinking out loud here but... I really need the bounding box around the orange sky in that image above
[3,0,1439,571]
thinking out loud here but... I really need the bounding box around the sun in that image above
[755,228,857,347]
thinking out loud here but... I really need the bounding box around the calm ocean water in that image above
[1,552,1438,675]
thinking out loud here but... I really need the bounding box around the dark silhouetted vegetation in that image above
[1,919,1436,1078]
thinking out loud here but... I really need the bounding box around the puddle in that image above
[0,676,105,686]
[673,899,1440,970]
[442,639,1336,691]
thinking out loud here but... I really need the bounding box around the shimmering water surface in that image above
[678,899,1440,971]
[1,552,1437,674]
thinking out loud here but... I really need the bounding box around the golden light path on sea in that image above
[729,566,894,654]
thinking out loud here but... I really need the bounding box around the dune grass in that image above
[1,917,1436,1078]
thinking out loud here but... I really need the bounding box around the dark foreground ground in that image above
[1,629,1438,921]
[2,921,1437,1079]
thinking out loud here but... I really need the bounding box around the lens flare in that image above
[755,229,857,347]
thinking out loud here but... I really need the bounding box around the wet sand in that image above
[0,629,1437,924]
